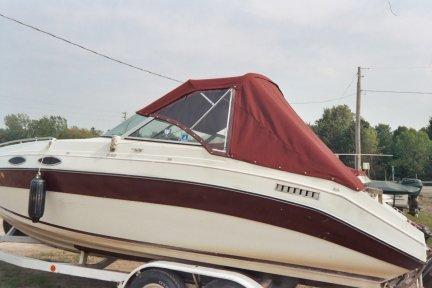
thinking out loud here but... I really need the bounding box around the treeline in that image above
[0,114,102,143]
[1,111,431,181]
[311,105,432,180]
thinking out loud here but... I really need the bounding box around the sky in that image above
[0,0,431,131]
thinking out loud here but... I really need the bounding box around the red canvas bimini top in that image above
[137,73,364,191]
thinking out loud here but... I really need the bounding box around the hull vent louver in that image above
[275,184,320,200]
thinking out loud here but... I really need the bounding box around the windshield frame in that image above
[102,115,204,147]
[146,88,235,156]
[102,87,235,152]
[124,118,202,146]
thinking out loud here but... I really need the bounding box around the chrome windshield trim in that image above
[224,89,234,151]
[124,136,202,146]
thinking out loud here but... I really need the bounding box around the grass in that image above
[0,262,116,288]
[406,211,432,246]
[0,262,52,288]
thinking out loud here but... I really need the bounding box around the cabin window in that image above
[128,119,199,145]
[8,156,26,165]
[38,157,61,165]
[154,88,234,153]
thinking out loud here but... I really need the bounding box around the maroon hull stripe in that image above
[0,168,423,270]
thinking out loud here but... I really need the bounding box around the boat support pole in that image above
[79,251,89,266]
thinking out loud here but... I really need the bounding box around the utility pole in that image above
[122,112,127,121]
[355,67,362,171]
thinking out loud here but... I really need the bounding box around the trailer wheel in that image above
[128,269,185,288]
[2,221,25,236]
[205,279,244,288]
[2,221,12,233]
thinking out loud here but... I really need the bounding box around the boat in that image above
[0,73,430,287]
[365,180,421,209]
[400,178,424,192]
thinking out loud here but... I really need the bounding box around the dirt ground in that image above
[1,187,432,288]
[419,186,432,213]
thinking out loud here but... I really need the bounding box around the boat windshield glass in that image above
[155,88,234,153]
[103,115,147,137]
[128,119,199,144]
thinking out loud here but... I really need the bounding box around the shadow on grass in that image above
[0,262,116,288]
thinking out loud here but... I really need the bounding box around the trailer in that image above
[0,227,269,288]
[1,226,431,288]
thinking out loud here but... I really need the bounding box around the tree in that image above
[0,128,6,143]
[3,113,31,141]
[393,126,409,139]
[27,116,68,138]
[425,116,432,140]
[391,129,432,179]
[373,124,393,179]
[59,126,101,139]
[358,121,378,154]
[375,124,393,154]
[312,105,354,153]
[0,114,102,143]
[313,105,379,168]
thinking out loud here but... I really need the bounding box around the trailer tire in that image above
[2,221,25,236]
[205,279,244,288]
[128,269,185,288]
[2,221,12,233]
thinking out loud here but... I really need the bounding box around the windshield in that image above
[155,88,234,152]
[128,118,199,144]
[104,115,147,137]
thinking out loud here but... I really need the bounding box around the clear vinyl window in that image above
[155,88,234,152]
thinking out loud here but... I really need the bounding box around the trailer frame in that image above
[0,233,263,288]
[1,229,431,288]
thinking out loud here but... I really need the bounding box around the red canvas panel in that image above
[137,73,364,191]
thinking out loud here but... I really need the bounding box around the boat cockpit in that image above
[103,88,235,153]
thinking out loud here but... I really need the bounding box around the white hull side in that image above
[0,138,426,263]
[0,186,405,281]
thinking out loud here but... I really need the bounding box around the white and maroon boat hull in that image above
[0,138,428,287]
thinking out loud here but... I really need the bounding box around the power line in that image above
[291,74,357,105]
[0,12,183,83]
[363,89,432,95]
[290,92,356,105]
[365,66,432,70]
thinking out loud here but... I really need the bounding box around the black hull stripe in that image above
[0,168,424,270]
